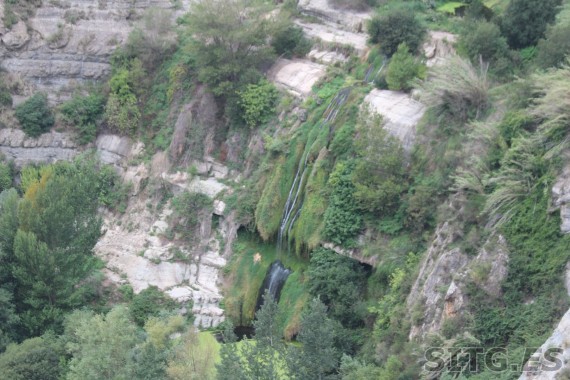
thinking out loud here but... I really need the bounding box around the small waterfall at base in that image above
[276,88,352,251]
[255,260,292,311]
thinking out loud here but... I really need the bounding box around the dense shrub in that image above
[0,163,12,193]
[14,93,54,137]
[105,69,140,135]
[271,24,312,58]
[385,43,424,92]
[60,93,105,144]
[352,110,407,216]
[323,162,362,247]
[0,335,65,380]
[459,20,513,77]
[536,24,570,68]
[170,191,213,243]
[500,0,562,49]
[307,248,367,328]
[238,80,278,128]
[182,0,274,99]
[367,8,426,56]
[130,286,177,326]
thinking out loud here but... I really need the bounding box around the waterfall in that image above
[255,260,292,311]
[257,89,351,312]
[364,58,386,84]
[276,88,352,251]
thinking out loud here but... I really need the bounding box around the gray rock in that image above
[364,89,426,151]
[268,58,326,98]
[96,134,132,165]
[2,21,30,50]
[552,164,570,233]
[0,128,78,167]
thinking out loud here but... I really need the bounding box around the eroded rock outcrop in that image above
[298,0,371,32]
[364,89,426,151]
[268,58,326,98]
[407,196,509,340]
[0,0,191,102]
[96,155,239,328]
[423,31,457,67]
[0,128,78,167]
[551,164,570,234]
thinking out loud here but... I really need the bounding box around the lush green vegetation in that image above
[59,92,105,144]
[367,6,427,56]
[222,233,307,330]
[14,93,54,137]
[2,0,570,378]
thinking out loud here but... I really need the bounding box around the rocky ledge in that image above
[0,128,78,167]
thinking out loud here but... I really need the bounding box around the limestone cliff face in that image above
[0,128,78,167]
[406,196,509,341]
[551,163,570,234]
[0,0,191,103]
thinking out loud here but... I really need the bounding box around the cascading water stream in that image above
[276,88,352,251]
[257,88,352,311]
[255,260,292,311]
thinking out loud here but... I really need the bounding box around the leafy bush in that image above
[96,164,130,212]
[500,0,562,49]
[271,24,312,58]
[352,110,407,216]
[130,286,177,326]
[14,93,54,137]
[536,24,570,68]
[59,93,105,144]
[367,8,426,56]
[0,163,12,193]
[0,335,65,380]
[385,43,424,92]
[459,20,513,78]
[170,191,213,243]
[323,161,362,247]
[105,69,140,135]
[238,80,279,128]
[307,248,367,328]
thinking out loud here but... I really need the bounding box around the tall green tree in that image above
[0,334,65,380]
[216,321,246,380]
[182,0,275,98]
[218,292,286,379]
[0,289,19,352]
[367,8,426,56]
[288,298,338,380]
[352,110,406,216]
[307,248,367,328]
[65,307,139,380]
[245,291,285,379]
[11,159,103,336]
[501,0,562,49]
[0,189,19,283]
